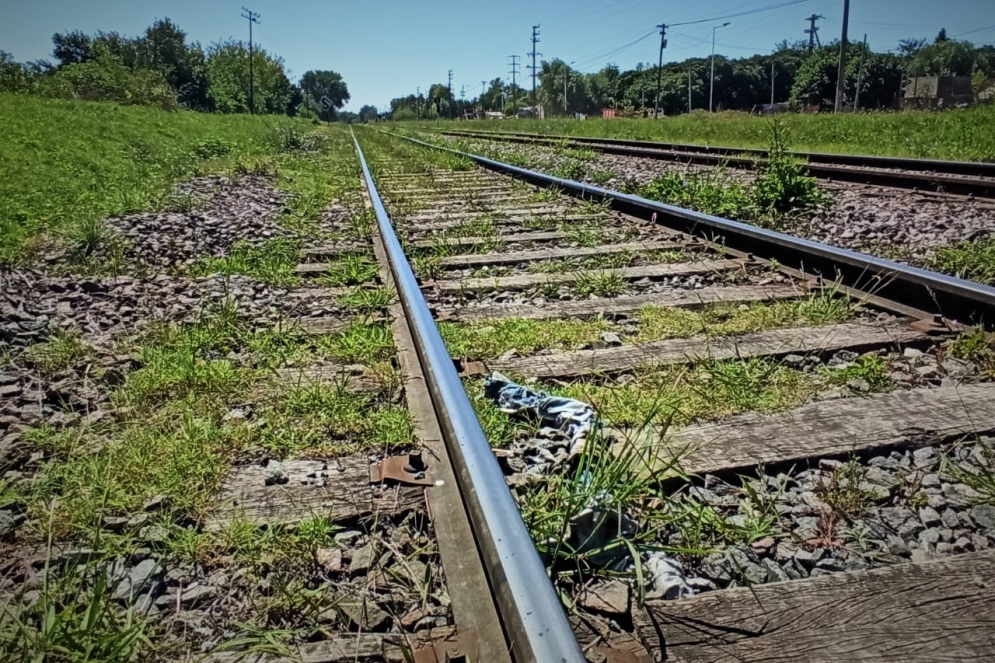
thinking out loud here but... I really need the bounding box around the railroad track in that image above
[436,129,995,200]
[345,129,995,662]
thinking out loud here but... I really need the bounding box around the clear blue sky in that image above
[3,0,993,111]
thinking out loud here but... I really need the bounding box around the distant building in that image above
[903,75,986,109]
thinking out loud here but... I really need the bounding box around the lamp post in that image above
[563,61,575,115]
[709,22,731,112]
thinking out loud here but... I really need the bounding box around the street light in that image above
[709,21,731,113]
[563,60,576,115]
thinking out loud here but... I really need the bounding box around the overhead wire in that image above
[669,0,817,27]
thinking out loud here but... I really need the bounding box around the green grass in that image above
[0,94,347,265]
[314,253,379,287]
[317,319,395,365]
[189,238,303,285]
[928,237,995,286]
[337,286,395,312]
[441,318,612,359]
[405,105,995,161]
[817,354,891,392]
[949,327,995,376]
[26,329,92,375]
[574,270,626,297]
[440,293,854,362]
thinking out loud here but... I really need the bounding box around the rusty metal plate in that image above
[370,452,433,486]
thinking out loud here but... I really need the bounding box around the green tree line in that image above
[0,18,351,119]
[387,31,995,118]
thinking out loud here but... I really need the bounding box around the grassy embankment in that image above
[0,93,334,265]
[404,105,995,161]
[0,96,417,660]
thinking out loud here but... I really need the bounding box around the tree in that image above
[0,51,36,93]
[935,28,948,43]
[301,70,349,120]
[52,30,93,66]
[358,105,378,122]
[480,77,505,112]
[205,40,294,114]
[136,18,208,109]
[909,39,977,76]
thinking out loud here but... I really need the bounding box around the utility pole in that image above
[654,23,667,118]
[853,33,868,111]
[805,14,824,52]
[834,0,850,114]
[447,69,453,119]
[481,80,486,110]
[529,25,541,108]
[770,61,776,106]
[509,55,520,114]
[710,22,731,113]
[416,86,421,118]
[241,7,260,114]
[302,77,308,118]
[688,68,693,112]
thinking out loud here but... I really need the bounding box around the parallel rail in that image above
[352,135,586,663]
[402,133,995,324]
[436,129,995,199]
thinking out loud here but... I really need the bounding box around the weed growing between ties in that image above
[949,327,995,376]
[190,238,303,285]
[0,551,152,662]
[943,440,995,506]
[440,292,856,362]
[314,253,379,287]
[440,318,613,359]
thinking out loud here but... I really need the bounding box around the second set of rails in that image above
[348,130,995,662]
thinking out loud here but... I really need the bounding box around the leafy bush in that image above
[753,119,829,215]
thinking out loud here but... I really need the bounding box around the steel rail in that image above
[350,134,586,663]
[396,133,995,324]
[436,129,995,198]
[438,129,995,178]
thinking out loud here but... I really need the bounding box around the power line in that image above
[670,0,816,27]
[240,7,260,114]
[574,29,656,70]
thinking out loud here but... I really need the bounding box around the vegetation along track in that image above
[437,129,995,201]
[353,128,995,662]
[0,127,510,663]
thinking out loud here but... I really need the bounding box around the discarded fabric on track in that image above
[484,371,597,458]
[482,372,695,599]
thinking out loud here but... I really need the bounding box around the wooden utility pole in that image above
[834,0,850,113]
[655,23,667,118]
[770,61,776,106]
[854,33,868,110]
[241,7,260,114]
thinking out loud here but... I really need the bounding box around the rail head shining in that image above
[350,133,586,663]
